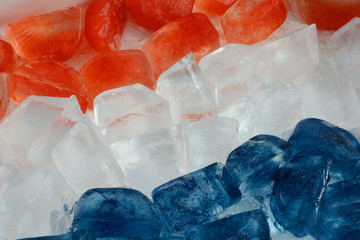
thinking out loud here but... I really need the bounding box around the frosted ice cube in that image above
[262,14,309,44]
[0,95,83,170]
[0,0,90,28]
[327,17,360,99]
[262,24,319,82]
[294,58,360,129]
[53,116,124,195]
[199,44,262,108]
[157,54,217,123]
[219,82,303,143]
[0,136,26,186]
[111,124,187,197]
[94,84,172,143]
[186,117,239,171]
[0,168,77,240]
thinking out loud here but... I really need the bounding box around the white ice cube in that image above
[157,54,217,123]
[0,168,77,239]
[186,117,240,171]
[94,84,172,143]
[53,116,124,195]
[111,124,187,197]
[0,95,83,170]
[219,82,303,143]
[262,24,319,82]
[294,57,360,129]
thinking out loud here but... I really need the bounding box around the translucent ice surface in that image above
[0,96,83,170]
[157,54,217,123]
[219,82,303,143]
[53,116,124,195]
[111,124,187,197]
[0,168,77,239]
[186,117,239,171]
[94,84,172,143]
[0,0,90,29]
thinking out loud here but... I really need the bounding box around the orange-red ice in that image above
[0,74,10,120]
[195,0,237,16]
[10,58,88,112]
[0,40,16,73]
[294,0,360,30]
[126,0,195,30]
[222,0,287,45]
[6,6,85,62]
[141,12,220,79]
[80,50,156,109]
[85,0,127,53]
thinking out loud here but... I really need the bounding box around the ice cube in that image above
[294,57,360,129]
[72,188,163,239]
[52,116,124,195]
[288,118,360,181]
[199,44,266,108]
[314,179,360,239]
[186,116,239,171]
[184,209,270,240]
[0,135,26,186]
[327,18,360,100]
[226,135,289,196]
[0,168,77,239]
[94,84,172,143]
[19,230,95,240]
[111,124,187,197]
[262,24,319,82]
[0,73,9,121]
[152,162,241,232]
[156,54,217,123]
[270,153,330,238]
[0,0,90,28]
[0,95,83,170]
[219,82,303,143]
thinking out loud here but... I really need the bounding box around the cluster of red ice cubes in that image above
[1,0,359,121]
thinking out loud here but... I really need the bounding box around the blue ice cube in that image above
[152,162,242,232]
[314,178,360,240]
[184,209,270,240]
[226,135,289,195]
[71,188,163,239]
[19,230,95,240]
[270,152,331,238]
[288,118,360,180]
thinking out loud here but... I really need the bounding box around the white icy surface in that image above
[53,116,124,196]
[0,168,77,240]
[111,124,187,197]
[157,54,217,123]
[0,96,83,170]
[219,82,303,143]
[186,117,240,171]
[94,84,172,143]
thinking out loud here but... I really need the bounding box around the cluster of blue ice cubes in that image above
[21,118,360,240]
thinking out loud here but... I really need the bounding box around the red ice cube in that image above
[0,73,10,120]
[0,40,16,73]
[293,0,360,30]
[80,49,156,109]
[141,12,220,79]
[126,0,195,30]
[85,0,127,53]
[10,58,88,112]
[6,6,85,62]
[222,0,287,44]
[195,0,237,16]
